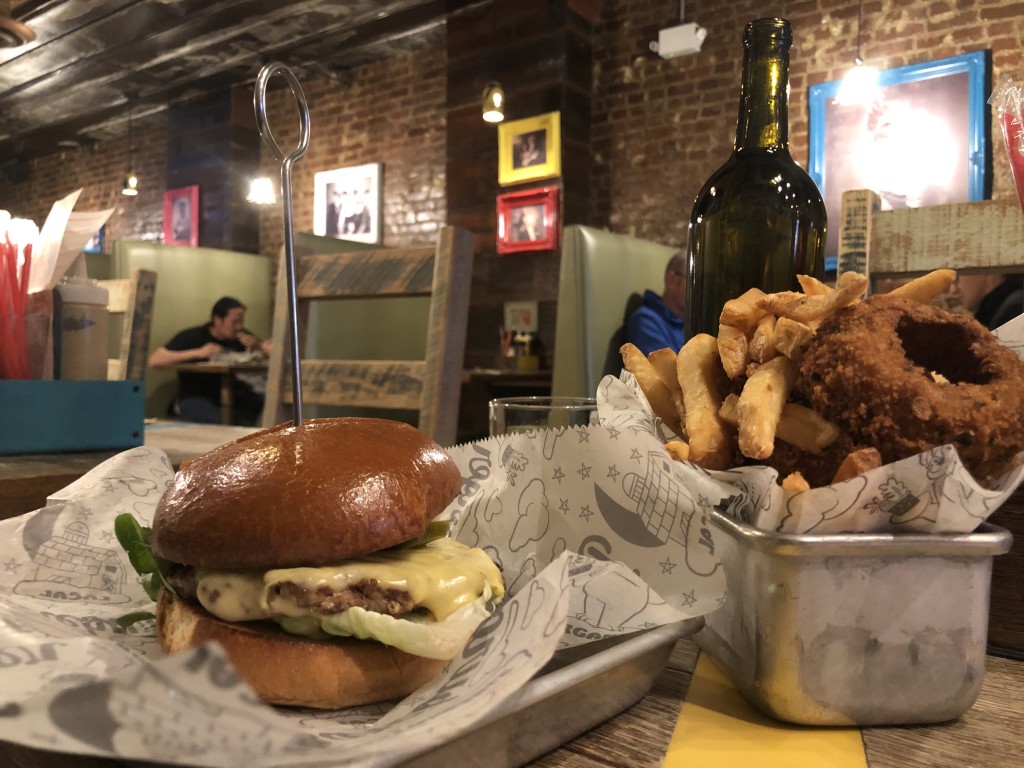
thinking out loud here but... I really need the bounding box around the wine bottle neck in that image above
[734,18,792,153]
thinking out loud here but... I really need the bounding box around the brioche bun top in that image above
[151,418,461,569]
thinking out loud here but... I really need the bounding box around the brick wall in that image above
[4,0,1024,338]
[256,46,448,257]
[1,117,168,246]
[591,0,1024,249]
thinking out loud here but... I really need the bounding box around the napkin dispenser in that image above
[0,380,144,455]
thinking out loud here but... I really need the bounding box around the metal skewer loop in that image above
[253,62,310,426]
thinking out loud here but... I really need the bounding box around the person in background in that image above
[625,252,687,355]
[148,296,272,425]
[950,273,1024,330]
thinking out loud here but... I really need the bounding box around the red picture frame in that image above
[496,186,559,255]
[163,185,199,246]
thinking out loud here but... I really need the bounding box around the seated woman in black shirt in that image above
[148,296,271,425]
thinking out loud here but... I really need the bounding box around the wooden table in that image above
[162,360,269,425]
[0,421,258,520]
[530,640,1024,767]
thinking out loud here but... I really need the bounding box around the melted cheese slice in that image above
[196,538,504,626]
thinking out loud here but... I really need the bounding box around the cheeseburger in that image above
[146,417,504,709]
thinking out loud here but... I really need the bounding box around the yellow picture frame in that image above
[498,111,561,186]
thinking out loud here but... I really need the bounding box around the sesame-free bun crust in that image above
[151,417,462,569]
[156,591,445,709]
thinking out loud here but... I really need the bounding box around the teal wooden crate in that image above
[0,380,144,454]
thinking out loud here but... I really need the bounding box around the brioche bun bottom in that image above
[156,590,446,709]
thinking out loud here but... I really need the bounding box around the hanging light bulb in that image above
[122,171,138,196]
[834,0,880,107]
[121,100,139,196]
[482,81,505,123]
[246,176,277,205]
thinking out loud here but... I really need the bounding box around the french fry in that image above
[649,347,686,427]
[773,316,815,361]
[717,323,749,379]
[749,314,777,363]
[718,393,740,424]
[756,291,802,315]
[777,271,868,324]
[720,394,840,454]
[796,274,832,296]
[737,356,797,460]
[665,440,690,462]
[719,287,768,332]
[889,268,957,304]
[775,402,841,453]
[677,334,733,470]
[831,447,883,483]
[621,343,683,436]
[781,471,811,493]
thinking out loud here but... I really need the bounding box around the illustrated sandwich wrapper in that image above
[0,314,1020,763]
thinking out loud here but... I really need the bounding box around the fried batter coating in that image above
[798,294,1024,485]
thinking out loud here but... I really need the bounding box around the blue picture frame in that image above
[808,50,989,271]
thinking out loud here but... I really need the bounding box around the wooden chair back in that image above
[97,267,158,380]
[260,226,474,447]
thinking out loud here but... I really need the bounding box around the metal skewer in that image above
[254,62,310,426]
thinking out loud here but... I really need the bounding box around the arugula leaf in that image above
[114,513,179,627]
[389,520,451,550]
[116,611,156,628]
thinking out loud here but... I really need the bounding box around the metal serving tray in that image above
[0,619,701,768]
[698,510,1012,726]
[395,618,701,767]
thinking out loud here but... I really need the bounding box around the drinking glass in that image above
[489,396,598,436]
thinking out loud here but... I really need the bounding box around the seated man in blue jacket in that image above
[625,252,686,355]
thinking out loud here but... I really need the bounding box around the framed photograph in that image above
[808,50,988,270]
[83,225,105,254]
[312,163,382,244]
[503,300,539,333]
[163,185,199,247]
[497,186,559,255]
[498,112,561,186]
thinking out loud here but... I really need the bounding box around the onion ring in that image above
[798,294,1024,485]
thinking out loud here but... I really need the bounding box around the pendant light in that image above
[122,100,139,196]
[246,176,277,205]
[482,82,505,123]
[834,0,880,107]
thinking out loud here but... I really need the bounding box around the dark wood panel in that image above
[988,486,1024,656]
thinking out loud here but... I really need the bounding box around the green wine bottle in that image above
[686,17,826,337]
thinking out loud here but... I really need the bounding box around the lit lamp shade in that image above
[834,61,881,107]
[246,176,277,205]
[121,171,138,196]
[482,82,505,123]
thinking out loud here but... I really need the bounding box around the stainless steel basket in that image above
[698,509,1012,726]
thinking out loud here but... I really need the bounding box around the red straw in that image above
[0,236,31,379]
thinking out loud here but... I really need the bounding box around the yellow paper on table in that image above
[664,653,867,768]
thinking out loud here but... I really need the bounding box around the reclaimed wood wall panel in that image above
[840,190,1024,280]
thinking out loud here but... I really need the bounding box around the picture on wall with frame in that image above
[163,185,199,247]
[83,225,105,254]
[312,162,383,245]
[808,50,987,270]
[497,186,559,255]
[498,112,561,186]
